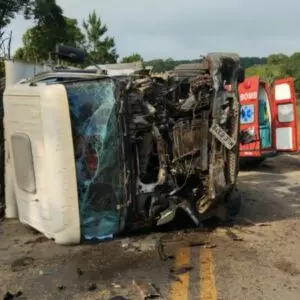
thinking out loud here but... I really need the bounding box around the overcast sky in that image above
[4,0,299,60]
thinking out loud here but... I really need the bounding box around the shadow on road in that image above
[238,154,300,224]
[239,153,300,174]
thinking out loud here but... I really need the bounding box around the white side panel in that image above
[276,127,293,150]
[274,83,291,101]
[3,84,80,244]
[5,60,51,86]
[278,103,294,122]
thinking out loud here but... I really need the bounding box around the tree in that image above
[0,0,31,58]
[240,57,267,69]
[246,64,285,84]
[267,54,288,65]
[121,53,143,63]
[82,10,118,64]
[0,0,65,38]
[279,52,300,91]
[0,0,31,30]
[28,0,65,25]
[14,18,85,63]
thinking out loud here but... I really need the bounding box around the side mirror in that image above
[237,67,245,83]
[55,44,88,64]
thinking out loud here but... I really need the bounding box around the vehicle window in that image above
[38,78,59,84]
[65,79,123,240]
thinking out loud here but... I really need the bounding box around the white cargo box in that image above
[3,84,80,244]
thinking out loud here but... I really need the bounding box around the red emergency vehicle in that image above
[238,76,299,164]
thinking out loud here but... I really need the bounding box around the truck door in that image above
[273,78,298,152]
[238,76,261,157]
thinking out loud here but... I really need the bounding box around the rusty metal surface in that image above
[122,53,242,228]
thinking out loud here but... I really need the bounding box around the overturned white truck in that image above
[3,46,245,244]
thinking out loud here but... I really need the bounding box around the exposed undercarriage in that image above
[1,51,243,241]
[120,53,242,230]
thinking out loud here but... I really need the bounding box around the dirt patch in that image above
[11,257,35,272]
[274,258,300,276]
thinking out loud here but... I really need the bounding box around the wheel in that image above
[213,188,242,222]
[240,157,265,169]
[226,188,242,219]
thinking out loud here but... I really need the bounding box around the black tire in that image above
[225,93,240,185]
[240,157,265,169]
[226,188,242,219]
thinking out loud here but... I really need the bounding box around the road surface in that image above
[0,154,300,300]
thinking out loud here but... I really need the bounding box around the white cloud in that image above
[5,0,299,60]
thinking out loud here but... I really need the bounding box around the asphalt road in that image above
[0,154,300,300]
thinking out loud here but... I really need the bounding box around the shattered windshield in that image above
[65,79,124,241]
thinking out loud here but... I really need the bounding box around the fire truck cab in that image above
[238,76,299,164]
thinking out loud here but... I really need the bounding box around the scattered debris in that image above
[76,267,84,276]
[170,265,193,275]
[188,241,206,247]
[132,280,163,299]
[57,285,66,291]
[112,283,121,289]
[188,240,216,248]
[122,236,159,253]
[274,258,300,276]
[203,243,217,249]
[226,230,244,241]
[257,223,271,227]
[24,236,48,245]
[39,270,52,275]
[2,291,24,300]
[121,238,131,249]
[156,237,176,261]
[157,240,168,261]
[11,256,34,272]
[168,273,182,283]
[87,283,97,291]
[2,292,14,300]
[167,255,175,260]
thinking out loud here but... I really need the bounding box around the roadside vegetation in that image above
[1,0,300,100]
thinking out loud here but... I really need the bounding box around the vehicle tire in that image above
[240,157,265,169]
[226,188,242,220]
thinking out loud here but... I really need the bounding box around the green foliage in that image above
[145,58,200,73]
[13,18,84,63]
[28,0,65,25]
[14,9,118,65]
[246,64,284,84]
[144,57,267,73]
[245,53,300,92]
[266,53,288,65]
[240,57,267,69]
[82,10,118,64]
[121,53,143,63]
[0,0,31,29]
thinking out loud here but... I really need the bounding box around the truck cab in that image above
[238,76,299,164]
